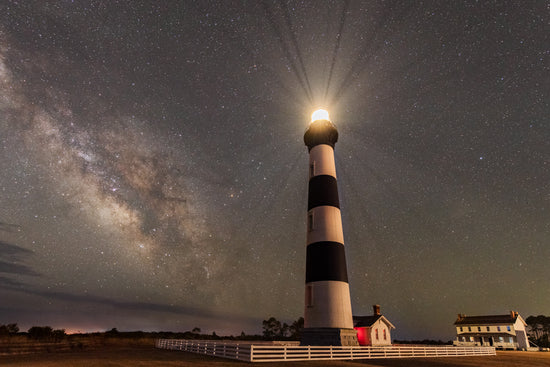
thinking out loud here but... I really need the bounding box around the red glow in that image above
[354,327,369,346]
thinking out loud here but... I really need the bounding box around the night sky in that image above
[0,1,548,340]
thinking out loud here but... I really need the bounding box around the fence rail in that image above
[156,339,496,362]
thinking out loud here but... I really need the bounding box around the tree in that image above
[28,326,54,340]
[7,323,19,334]
[289,317,304,340]
[106,328,119,336]
[262,317,282,339]
[283,323,292,338]
[52,329,66,342]
[526,315,550,348]
[526,316,543,339]
[192,327,201,334]
[0,323,19,337]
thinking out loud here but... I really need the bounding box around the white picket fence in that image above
[156,339,496,362]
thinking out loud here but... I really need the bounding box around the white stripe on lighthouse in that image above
[307,206,344,245]
[309,144,337,178]
[305,281,354,328]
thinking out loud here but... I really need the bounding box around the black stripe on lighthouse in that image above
[305,241,348,283]
[308,175,339,211]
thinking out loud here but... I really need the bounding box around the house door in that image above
[479,337,484,346]
[489,337,494,346]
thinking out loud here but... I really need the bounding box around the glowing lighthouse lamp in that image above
[301,109,359,346]
[311,108,330,122]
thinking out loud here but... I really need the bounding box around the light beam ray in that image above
[280,0,314,104]
[261,1,313,104]
[329,2,416,106]
[324,0,350,102]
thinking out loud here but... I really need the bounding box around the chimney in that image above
[457,314,462,321]
[373,304,381,316]
[510,311,517,318]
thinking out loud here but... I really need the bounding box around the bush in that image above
[27,326,66,342]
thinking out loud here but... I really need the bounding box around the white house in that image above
[453,311,529,350]
[353,305,395,346]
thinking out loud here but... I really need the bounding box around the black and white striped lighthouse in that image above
[300,109,358,346]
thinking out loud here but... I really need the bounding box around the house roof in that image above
[354,315,380,327]
[454,313,522,326]
[354,315,396,329]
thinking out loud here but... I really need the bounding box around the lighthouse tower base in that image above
[300,328,359,346]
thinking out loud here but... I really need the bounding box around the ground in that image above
[0,345,549,367]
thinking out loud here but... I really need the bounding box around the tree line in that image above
[0,324,67,342]
[261,317,304,340]
[3,313,546,345]
[0,317,305,343]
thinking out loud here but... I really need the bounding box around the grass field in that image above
[0,340,549,367]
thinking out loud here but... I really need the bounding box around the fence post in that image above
[250,344,253,362]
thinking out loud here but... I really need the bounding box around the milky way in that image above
[0,1,548,339]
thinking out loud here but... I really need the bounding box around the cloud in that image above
[0,222,21,233]
[3,284,258,326]
[0,240,39,277]
[0,240,32,256]
[0,260,39,276]
[0,275,25,288]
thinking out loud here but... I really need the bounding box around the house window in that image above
[486,326,490,331]
[307,213,314,232]
[305,285,313,307]
[468,327,471,332]
[375,329,379,340]
[469,336,474,342]
[497,326,501,331]
[383,329,387,340]
[507,326,511,331]
[509,337,513,343]
[309,161,315,178]
[460,327,463,332]
[478,327,481,332]
[499,337,504,342]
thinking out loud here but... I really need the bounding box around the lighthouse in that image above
[301,109,358,346]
